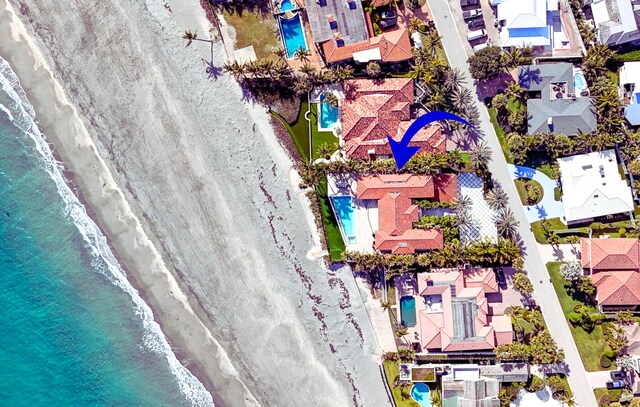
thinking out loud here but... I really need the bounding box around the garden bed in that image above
[514,178,544,206]
[411,367,436,382]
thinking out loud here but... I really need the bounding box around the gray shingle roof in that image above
[305,0,369,45]
[518,63,597,135]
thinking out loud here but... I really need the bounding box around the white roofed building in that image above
[589,0,640,47]
[558,150,634,225]
[496,0,570,50]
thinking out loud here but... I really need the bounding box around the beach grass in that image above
[547,262,614,371]
[383,360,420,407]
[222,10,279,60]
[317,176,346,260]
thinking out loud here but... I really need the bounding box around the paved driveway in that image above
[428,1,597,405]
[536,243,581,264]
[507,164,564,223]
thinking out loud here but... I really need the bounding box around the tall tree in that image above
[468,46,505,81]
[496,208,520,240]
[485,187,509,211]
[469,142,493,170]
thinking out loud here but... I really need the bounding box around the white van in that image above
[467,29,487,41]
[473,42,489,52]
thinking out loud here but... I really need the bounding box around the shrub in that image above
[600,354,613,368]
[526,376,546,392]
[468,46,505,81]
[599,392,611,406]
[568,312,582,325]
[604,349,616,359]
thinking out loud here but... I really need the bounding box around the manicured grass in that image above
[547,263,614,372]
[536,163,555,180]
[531,218,567,243]
[387,279,397,306]
[594,387,623,404]
[488,107,513,163]
[554,187,561,201]
[514,178,543,206]
[383,360,420,407]
[317,176,346,260]
[273,98,339,161]
[614,48,640,62]
[222,10,278,59]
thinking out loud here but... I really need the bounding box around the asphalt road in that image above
[427,1,598,405]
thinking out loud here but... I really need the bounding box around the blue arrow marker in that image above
[388,111,474,170]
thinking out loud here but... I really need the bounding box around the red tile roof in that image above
[356,174,457,253]
[321,28,412,64]
[581,238,640,270]
[592,271,640,306]
[341,78,445,160]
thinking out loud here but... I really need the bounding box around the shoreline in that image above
[0,0,390,405]
[0,2,255,406]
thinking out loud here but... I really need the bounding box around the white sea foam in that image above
[0,103,14,121]
[0,57,215,407]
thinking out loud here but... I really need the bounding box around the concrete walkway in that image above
[586,371,612,390]
[356,277,398,353]
[507,164,564,223]
[428,1,597,405]
[536,243,581,264]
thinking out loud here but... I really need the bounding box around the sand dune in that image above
[0,0,390,406]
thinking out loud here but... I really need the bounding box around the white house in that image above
[589,0,640,47]
[496,0,569,50]
[620,61,640,125]
[558,150,634,225]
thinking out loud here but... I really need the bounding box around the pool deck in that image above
[326,175,377,253]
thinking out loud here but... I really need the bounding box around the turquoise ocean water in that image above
[0,58,214,406]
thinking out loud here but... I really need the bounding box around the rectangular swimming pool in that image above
[400,296,417,327]
[279,14,308,59]
[319,96,339,131]
[330,195,356,244]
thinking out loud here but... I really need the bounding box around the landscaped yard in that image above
[514,178,543,206]
[530,218,568,243]
[383,360,420,407]
[547,262,615,371]
[594,387,624,405]
[317,176,346,260]
[530,215,638,243]
[272,98,339,161]
[222,10,279,59]
[488,107,513,163]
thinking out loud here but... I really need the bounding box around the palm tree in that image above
[182,30,198,46]
[451,87,473,112]
[423,30,442,56]
[445,67,466,92]
[496,208,520,240]
[322,91,339,108]
[430,389,442,407]
[366,61,382,78]
[294,47,310,62]
[380,300,392,312]
[409,17,423,33]
[469,142,492,169]
[274,47,288,62]
[300,62,315,76]
[505,81,524,103]
[316,142,333,159]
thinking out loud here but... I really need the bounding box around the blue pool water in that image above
[574,71,586,91]
[280,14,308,59]
[411,383,431,407]
[319,96,339,130]
[331,196,356,243]
[279,0,296,11]
[400,296,417,327]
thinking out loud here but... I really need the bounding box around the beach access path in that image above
[428,1,597,406]
[0,0,390,406]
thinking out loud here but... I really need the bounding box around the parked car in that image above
[380,18,397,28]
[380,10,397,20]
[467,18,484,28]
[611,371,626,381]
[473,42,489,52]
[606,380,625,390]
[463,9,482,20]
[495,267,507,289]
[460,0,480,6]
[467,29,487,41]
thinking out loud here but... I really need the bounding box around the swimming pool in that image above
[279,0,296,11]
[331,196,356,244]
[574,71,587,91]
[400,296,417,327]
[411,383,431,407]
[279,14,308,59]
[319,96,339,131]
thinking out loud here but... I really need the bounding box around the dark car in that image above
[460,0,480,6]
[380,18,397,28]
[606,380,625,390]
[467,18,484,28]
[495,267,507,289]
[380,10,397,20]
[611,371,626,381]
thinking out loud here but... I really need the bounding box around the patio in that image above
[507,164,564,223]
[458,172,498,243]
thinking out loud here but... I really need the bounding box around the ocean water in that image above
[0,58,214,406]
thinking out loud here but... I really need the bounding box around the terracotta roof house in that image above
[341,78,445,160]
[414,269,513,352]
[581,237,640,311]
[305,0,412,64]
[356,174,457,254]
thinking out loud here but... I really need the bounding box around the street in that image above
[427,1,598,405]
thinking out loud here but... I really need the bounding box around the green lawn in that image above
[547,263,615,371]
[594,387,623,404]
[554,187,561,201]
[272,98,339,161]
[222,10,278,59]
[530,218,568,243]
[383,360,420,407]
[514,178,543,206]
[614,48,640,62]
[387,278,397,306]
[317,176,346,260]
[488,107,513,163]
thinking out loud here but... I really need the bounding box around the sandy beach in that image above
[0,0,390,406]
